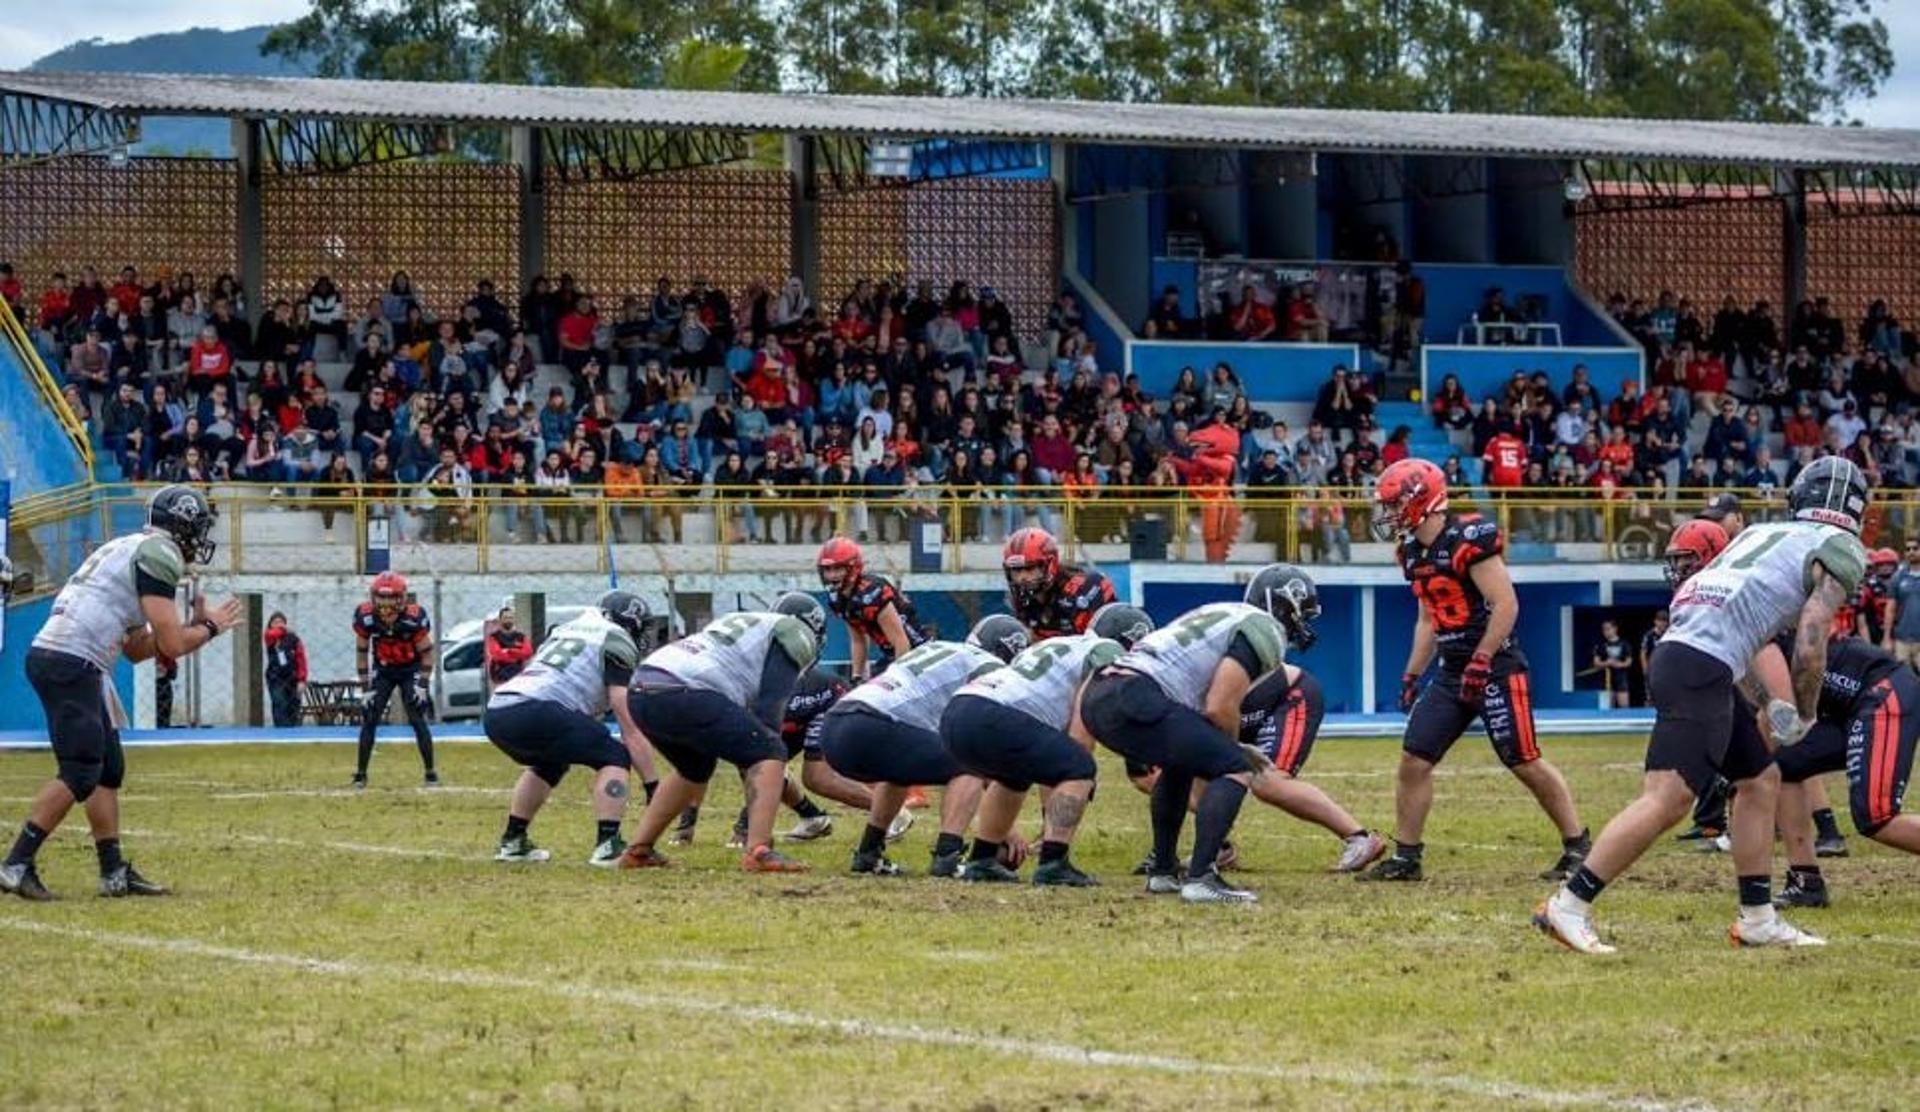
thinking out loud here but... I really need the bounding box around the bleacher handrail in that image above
[0,298,94,472]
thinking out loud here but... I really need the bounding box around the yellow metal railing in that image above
[0,297,93,472]
[28,483,1914,579]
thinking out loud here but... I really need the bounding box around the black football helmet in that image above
[965,614,1031,664]
[1244,562,1322,652]
[147,484,217,565]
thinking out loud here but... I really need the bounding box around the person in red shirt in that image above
[556,295,599,376]
[1286,282,1330,343]
[485,606,534,687]
[38,274,71,336]
[0,263,22,315]
[1482,428,1528,488]
[109,267,145,317]
[1232,285,1277,341]
[1783,402,1823,450]
[1598,427,1635,473]
[186,326,233,397]
[1684,344,1729,414]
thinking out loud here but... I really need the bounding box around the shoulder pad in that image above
[133,535,185,589]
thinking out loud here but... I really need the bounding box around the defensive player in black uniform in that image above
[352,571,438,788]
[1773,631,1920,907]
[1364,459,1586,882]
[1002,527,1117,639]
[817,537,927,679]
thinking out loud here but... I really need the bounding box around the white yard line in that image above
[210,786,510,800]
[0,918,1712,1112]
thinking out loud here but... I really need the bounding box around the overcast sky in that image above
[0,1,1913,126]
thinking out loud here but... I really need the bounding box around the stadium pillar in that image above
[786,136,819,296]
[1781,169,1808,310]
[232,118,264,326]
[512,127,546,295]
[235,593,264,727]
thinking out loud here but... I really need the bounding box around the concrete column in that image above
[235,593,264,726]
[231,118,264,324]
[511,126,546,287]
[1781,169,1808,310]
[1409,156,1490,263]
[1491,159,1573,266]
[1248,172,1317,259]
[786,136,819,295]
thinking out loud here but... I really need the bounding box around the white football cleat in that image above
[1332,831,1388,874]
[785,814,834,841]
[1533,893,1617,955]
[885,808,915,843]
[586,836,626,868]
[1179,871,1258,904]
[1730,911,1827,949]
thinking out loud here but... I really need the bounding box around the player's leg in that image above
[82,730,155,895]
[1147,767,1193,885]
[397,669,437,783]
[1677,775,1730,843]
[738,757,789,865]
[1772,720,1846,908]
[1365,672,1473,881]
[4,652,120,900]
[931,774,985,876]
[1851,673,1920,854]
[1724,715,1819,948]
[1802,774,1849,857]
[1159,708,1259,902]
[959,781,1029,883]
[1538,643,1729,953]
[820,707,912,874]
[618,689,720,867]
[1483,669,1588,878]
[354,673,398,786]
[484,702,557,861]
[1248,684,1384,872]
[800,754,875,810]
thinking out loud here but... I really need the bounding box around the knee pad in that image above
[99,740,126,791]
[58,758,103,802]
[533,764,568,789]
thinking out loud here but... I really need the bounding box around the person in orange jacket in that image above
[1173,423,1241,563]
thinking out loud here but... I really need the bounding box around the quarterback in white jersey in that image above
[1076,564,1306,905]
[941,605,1152,886]
[1539,457,1869,954]
[2,486,240,903]
[820,616,1029,878]
[619,593,826,874]
[482,592,658,867]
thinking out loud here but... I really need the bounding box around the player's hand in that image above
[1766,699,1810,747]
[1459,653,1493,707]
[1398,672,1422,712]
[412,675,433,709]
[198,596,242,633]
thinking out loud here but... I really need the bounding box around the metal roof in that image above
[6,70,1920,169]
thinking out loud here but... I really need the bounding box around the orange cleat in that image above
[617,844,672,869]
[903,787,930,810]
[742,844,809,873]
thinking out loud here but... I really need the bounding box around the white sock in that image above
[1553,888,1591,916]
[1738,903,1776,926]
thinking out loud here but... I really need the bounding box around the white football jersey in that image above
[958,633,1123,732]
[1665,520,1867,679]
[491,611,639,719]
[841,640,1004,732]
[640,611,819,705]
[1117,602,1287,711]
[34,531,184,670]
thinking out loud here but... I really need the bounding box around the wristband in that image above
[199,618,221,640]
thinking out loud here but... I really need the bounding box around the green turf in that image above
[0,735,1911,1111]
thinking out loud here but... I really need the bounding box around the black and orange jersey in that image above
[1396,514,1513,662]
[353,601,433,672]
[826,573,928,664]
[1831,584,1869,642]
[782,668,849,754]
[1772,630,1900,722]
[1860,578,1891,644]
[1012,566,1117,640]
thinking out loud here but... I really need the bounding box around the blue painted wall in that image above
[0,595,134,732]
[0,343,88,495]
[1129,341,1360,400]
[1423,346,1643,405]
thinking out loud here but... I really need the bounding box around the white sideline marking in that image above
[211,786,510,800]
[0,919,1710,1112]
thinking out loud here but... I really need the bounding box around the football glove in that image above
[1458,652,1494,707]
[412,675,434,710]
[1766,699,1810,747]
[1398,672,1422,713]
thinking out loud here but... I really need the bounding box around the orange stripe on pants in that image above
[1274,696,1307,774]
[1509,672,1539,763]
[1874,685,1902,827]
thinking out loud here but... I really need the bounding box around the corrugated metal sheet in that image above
[6,70,1920,169]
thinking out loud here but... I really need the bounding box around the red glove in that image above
[1398,672,1422,712]
[1459,652,1493,707]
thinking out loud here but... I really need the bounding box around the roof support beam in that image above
[0,93,138,169]
[233,118,264,327]
[511,126,545,302]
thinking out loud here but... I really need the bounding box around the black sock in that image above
[1395,840,1425,861]
[1812,808,1842,840]
[1148,769,1192,871]
[95,837,124,874]
[967,838,1001,862]
[597,819,621,842]
[793,797,825,820]
[1738,874,1771,909]
[355,727,376,778]
[1039,839,1069,864]
[675,805,699,829]
[1566,864,1607,903]
[733,806,749,834]
[414,726,435,774]
[858,823,887,855]
[503,815,530,840]
[1788,864,1823,884]
[5,821,46,866]
[1188,778,1248,878]
[933,832,965,857]
[1564,827,1591,849]
[642,779,659,803]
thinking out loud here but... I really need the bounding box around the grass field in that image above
[0,734,1913,1111]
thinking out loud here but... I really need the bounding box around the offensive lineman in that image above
[619,593,825,873]
[351,571,438,788]
[942,604,1155,886]
[819,615,1030,877]
[1002,527,1116,639]
[816,537,927,679]
[1,485,240,901]
[483,591,660,866]
[1076,565,1303,904]
[1537,456,1870,953]
[1365,458,1587,882]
